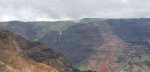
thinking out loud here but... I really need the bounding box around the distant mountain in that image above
[0,18,150,72]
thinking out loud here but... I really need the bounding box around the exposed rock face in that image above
[0,30,76,72]
[0,18,150,72]
[59,23,104,64]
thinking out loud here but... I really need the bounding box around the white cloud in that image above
[0,0,150,21]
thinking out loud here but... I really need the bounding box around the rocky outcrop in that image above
[0,30,76,72]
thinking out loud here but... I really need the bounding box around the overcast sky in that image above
[0,0,150,21]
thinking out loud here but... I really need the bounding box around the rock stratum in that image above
[0,18,150,72]
[0,30,80,72]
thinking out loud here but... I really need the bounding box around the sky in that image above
[0,0,150,21]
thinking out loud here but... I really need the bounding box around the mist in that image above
[0,0,150,21]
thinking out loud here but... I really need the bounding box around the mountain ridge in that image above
[0,30,82,72]
[0,18,150,72]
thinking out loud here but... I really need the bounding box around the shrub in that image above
[145,60,150,67]
[0,31,9,39]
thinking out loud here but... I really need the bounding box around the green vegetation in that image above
[145,60,150,67]
[33,21,76,41]
[0,31,9,39]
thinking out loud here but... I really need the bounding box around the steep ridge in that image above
[83,23,126,71]
[0,30,58,72]
[74,23,150,72]
[0,30,78,72]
